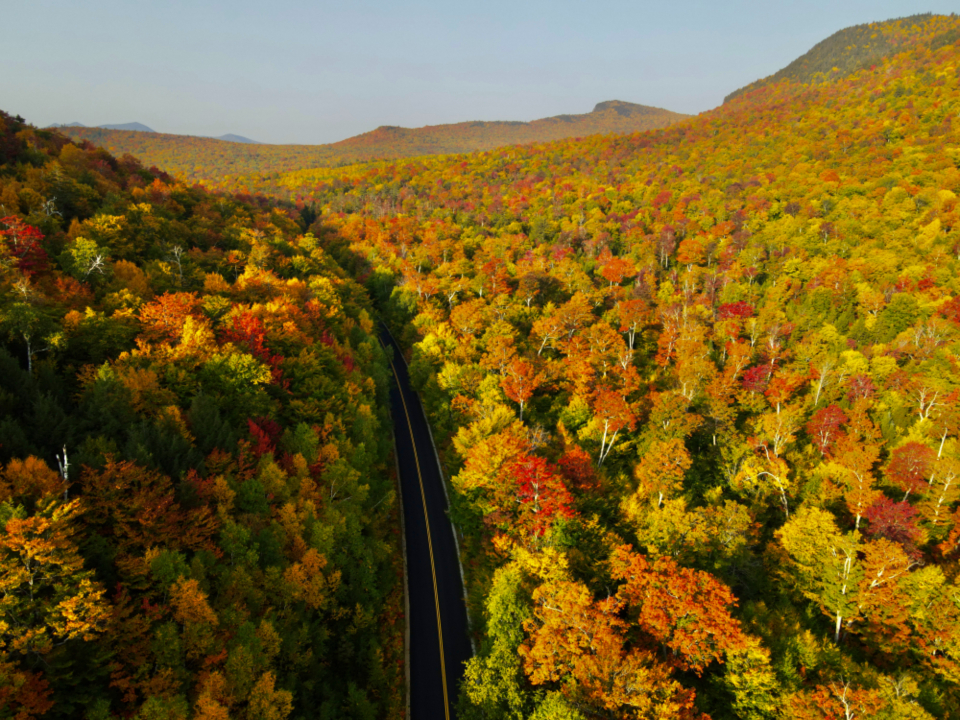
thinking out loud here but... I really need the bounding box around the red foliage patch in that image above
[863,497,921,550]
[248,417,282,458]
[741,364,772,393]
[718,301,755,321]
[886,442,936,497]
[806,404,847,457]
[0,216,49,275]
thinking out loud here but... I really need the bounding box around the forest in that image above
[0,111,405,719]
[250,12,957,719]
[3,8,960,720]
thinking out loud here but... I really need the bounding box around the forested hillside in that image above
[0,112,404,719]
[248,13,959,718]
[725,13,959,102]
[55,101,688,185]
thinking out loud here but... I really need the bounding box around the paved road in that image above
[381,327,472,720]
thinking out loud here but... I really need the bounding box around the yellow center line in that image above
[382,342,451,720]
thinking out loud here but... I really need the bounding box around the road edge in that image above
[420,405,478,655]
[390,426,412,719]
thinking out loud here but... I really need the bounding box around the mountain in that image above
[53,100,688,182]
[96,121,155,132]
[725,12,960,102]
[46,121,155,132]
[215,133,260,144]
[49,123,260,144]
[328,100,688,156]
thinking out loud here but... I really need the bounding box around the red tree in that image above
[806,404,847,457]
[504,454,574,537]
[886,441,936,500]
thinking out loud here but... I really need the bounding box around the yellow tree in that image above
[0,499,109,658]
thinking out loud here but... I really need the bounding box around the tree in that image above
[500,359,543,422]
[1,299,62,374]
[462,563,535,720]
[833,423,882,530]
[530,304,564,356]
[627,438,691,511]
[806,404,847,457]
[0,216,48,276]
[617,298,649,351]
[778,507,861,644]
[80,459,216,559]
[591,388,635,466]
[169,576,218,661]
[921,456,960,534]
[0,457,63,503]
[0,499,109,658]
[863,498,921,549]
[886,441,936,501]
[482,332,518,378]
[137,291,204,345]
[557,293,594,340]
[598,256,636,287]
[61,237,109,281]
[611,546,749,674]
[520,579,699,719]
[504,454,574,539]
[734,450,792,517]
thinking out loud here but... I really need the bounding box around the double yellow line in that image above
[383,344,451,720]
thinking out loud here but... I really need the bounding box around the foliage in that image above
[0,111,403,719]
[236,13,960,717]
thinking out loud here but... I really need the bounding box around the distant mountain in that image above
[216,134,260,144]
[330,100,688,156]
[47,121,156,132]
[725,13,960,103]
[49,123,259,143]
[97,122,155,132]
[54,100,688,183]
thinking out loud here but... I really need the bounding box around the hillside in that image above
[241,13,960,718]
[56,100,688,183]
[0,111,405,719]
[725,12,960,102]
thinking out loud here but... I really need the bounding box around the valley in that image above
[1,10,960,720]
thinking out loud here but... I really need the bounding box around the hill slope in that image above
[0,111,405,719]
[56,100,688,183]
[725,12,960,102]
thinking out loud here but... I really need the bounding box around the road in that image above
[380,326,472,720]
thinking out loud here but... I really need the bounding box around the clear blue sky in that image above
[3,1,956,144]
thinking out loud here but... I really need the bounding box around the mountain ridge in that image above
[724,12,959,103]
[54,99,688,181]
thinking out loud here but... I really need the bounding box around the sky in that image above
[3,1,957,145]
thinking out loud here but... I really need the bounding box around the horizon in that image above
[4,1,958,145]
[42,98,683,147]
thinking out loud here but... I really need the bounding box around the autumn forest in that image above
[4,11,960,720]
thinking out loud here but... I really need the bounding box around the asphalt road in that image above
[380,326,472,720]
